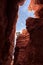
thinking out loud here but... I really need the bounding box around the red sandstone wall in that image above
[26,17,43,65]
[0,0,43,65]
[0,0,25,65]
[14,0,43,65]
[14,31,30,65]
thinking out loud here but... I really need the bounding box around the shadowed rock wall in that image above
[14,31,30,65]
[0,0,25,65]
[26,1,43,65]
[26,18,43,65]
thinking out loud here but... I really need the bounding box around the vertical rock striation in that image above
[0,0,25,65]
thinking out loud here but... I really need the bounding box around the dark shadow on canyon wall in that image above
[0,0,25,65]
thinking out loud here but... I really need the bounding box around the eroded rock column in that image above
[14,29,30,65]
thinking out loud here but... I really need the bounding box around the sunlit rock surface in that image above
[28,0,43,18]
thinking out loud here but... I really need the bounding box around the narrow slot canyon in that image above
[14,0,43,65]
[14,0,35,64]
[0,0,43,65]
[16,0,35,47]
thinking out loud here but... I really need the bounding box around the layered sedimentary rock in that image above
[0,0,25,65]
[14,30,30,65]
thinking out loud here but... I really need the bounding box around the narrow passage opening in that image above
[16,0,35,37]
[13,0,35,64]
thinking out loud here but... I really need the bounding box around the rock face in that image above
[26,0,43,65]
[14,31,30,65]
[14,0,43,65]
[0,0,25,65]
[26,17,43,65]
[28,0,43,18]
[14,17,43,65]
[1,0,43,65]
[26,1,43,64]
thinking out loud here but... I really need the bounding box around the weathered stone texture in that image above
[14,17,43,65]
[0,0,25,65]
[35,0,43,4]
[0,0,43,65]
[14,31,30,65]
[26,17,43,65]
[28,0,43,18]
[26,0,43,63]
[14,0,43,65]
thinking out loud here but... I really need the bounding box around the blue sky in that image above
[16,0,35,32]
